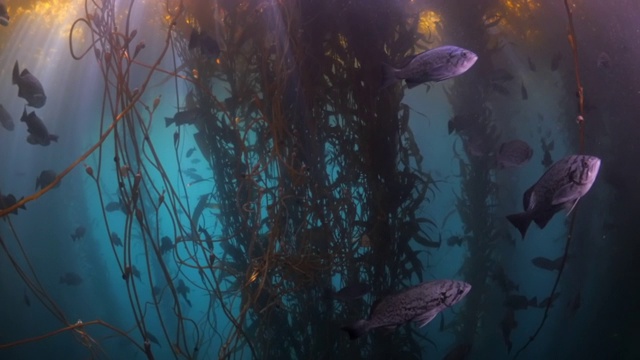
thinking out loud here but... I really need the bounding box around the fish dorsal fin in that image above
[20,69,31,77]
[563,198,579,215]
[413,309,440,328]
[551,183,577,206]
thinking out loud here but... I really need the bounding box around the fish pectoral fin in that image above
[413,309,440,328]
[564,198,580,215]
[551,183,577,206]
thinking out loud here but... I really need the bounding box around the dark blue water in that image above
[0,1,639,359]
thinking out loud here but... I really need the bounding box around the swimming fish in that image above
[188,28,220,60]
[496,139,533,169]
[21,109,58,146]
[59,272,83,286]
[165,109,205,127]
[176,279,192,307]
[0,193,26,215]
[0,104,14,131]
[13,61,47,108]
[186,147,196,158]
[159,236,174,255]
[35,170,59,191]
[110,232,123,247]
[341,279,471,339]
[506,155,601,238]
[381,46,478,89]
[70,226,86,241]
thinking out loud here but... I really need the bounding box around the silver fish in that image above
[341,279,471,339]
[382,45,478,89]
[0,104,14,131]
[506,155,601,238]
[497,139,533,169]
[13,61,47,108]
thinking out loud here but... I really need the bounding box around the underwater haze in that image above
[0,0,639,359]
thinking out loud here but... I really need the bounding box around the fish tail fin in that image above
[341,320,368,340]
[164,117,173,127]
[380,64,398,90]
[18,197,26,210]
[506,212,532,238]
[198,225,204,233]
[21,108,27,121]
[447,120,455,135]
[12,61,19,85]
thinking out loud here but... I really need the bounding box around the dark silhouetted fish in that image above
[550,52,562,71]
[0,104,14,131]
[540,138,554,169]
[0,193,26,215]
[176,279,192,307]
[506,155,601,238]
[198,226,214,252]
[330,283,372,301]
[521,81,528,100]
[21,109,58,146]
[145,331,161,347]
[105,201,124,212]
[110,232,123,247]
[13,61,46,108]
[186,147,196,158]
[131,265,141,280]
[70,226,86,241]
[35,170,59,191]
[341,279,471,339]
[500,308,517,353]
[159,236,174,255]
[531,256,563,271]
[165,109,205,127]
[537,292,560,308]
[497,139,533,169]
[60,272,83,286]
[188,28,220,60]
[0,3,9,26]
[527,57,536,72]
[382,46,478,89]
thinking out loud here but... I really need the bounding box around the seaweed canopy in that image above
[0,0,438,359]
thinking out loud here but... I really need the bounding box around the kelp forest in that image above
[1,0,635,359]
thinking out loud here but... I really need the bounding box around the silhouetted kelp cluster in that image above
[0,0,613,359]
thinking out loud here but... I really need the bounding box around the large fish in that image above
[165,109,205,127]
[13,61,47,108]
[506,155,601,238]
[0,193,26,215]
[21,109,58,146]
[59,272,83,286]
[0,104,14,131]
[382,46,478,89]
[496,139,533,169]
[35,170,60,190]
[341,279,471,339]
